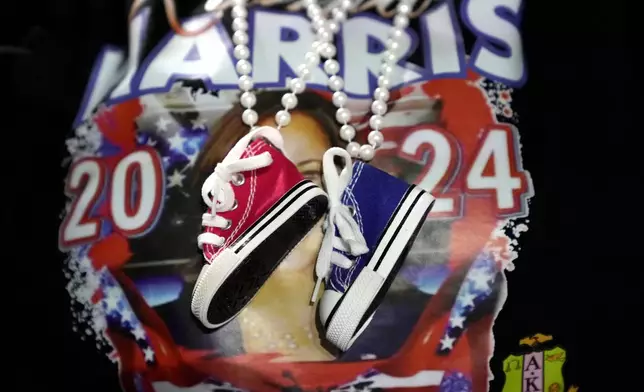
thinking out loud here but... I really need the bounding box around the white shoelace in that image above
[197,126,284,257]
[311,147,369,302]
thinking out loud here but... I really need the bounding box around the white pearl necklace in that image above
[227,0,414,162]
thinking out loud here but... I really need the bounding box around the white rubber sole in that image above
[191,182,325,329]
[325,186,435,351]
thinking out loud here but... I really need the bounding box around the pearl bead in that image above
[240,91,256,108]
[304,51,320,66]
[229,0,407,153]
[324,59,340,75]
[389,28,404,40]
[317,42,337,59]
[386,39,401,53]
[232,17,248,31]
[382,51,397,64]
[373,87,389,102]
[242,109,258,126]
[332,91,348,107]
[367,130,384,147]
[369,114,384,130]
[232,30,248,45]
[332,9,347,21]
[312,18,325,30]
[275,110,291,127]
[335,107,351,123]
[359,144,375,161]
[296,64,312,80]
[307,6,322,18]
[236,59,252,75]
[290,78,306,94]
[238,75,254,91]
[371,100,387,115]
[281,93,298,109]
[328,75,344,91]
[339,124,356,141]
[317,28,332,42]
[310,14,323,25]
[233,44,250,60]
[377,75,391,88]
[317,26,331,36]
[231,5,247,18]
[396,3,411,14]
[394,15,409,28]
[346,142,360,158]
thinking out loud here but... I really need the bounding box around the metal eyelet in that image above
[230,199,238,211]
[348,205,356,216]
[231,173,245,186]
[223,219,232,230]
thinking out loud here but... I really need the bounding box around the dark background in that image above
[3,0,639,390]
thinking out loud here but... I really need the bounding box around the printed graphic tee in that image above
[12,0,633,390]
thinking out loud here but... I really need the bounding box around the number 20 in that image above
[59,148,164,249]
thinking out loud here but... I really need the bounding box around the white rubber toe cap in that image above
[318,289,343,326]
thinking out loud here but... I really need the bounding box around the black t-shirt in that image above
[6,0,638,391]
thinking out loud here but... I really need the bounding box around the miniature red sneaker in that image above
[191,126,328,328]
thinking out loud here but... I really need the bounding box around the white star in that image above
[168,133,186,152]
[191,117,207,130]
[132,324,146,340]
[155,117,172,133]
[105,285,121,299]
[459,292,476,308]
[104,295,120,311]
[470,269,492,291]
[167,170,186,188]
[120,308,133,323]
[143,347,155,362]
[78,256,92,268]
[185,150,199,167]
[440,334,456,350]
[449,314,466,329]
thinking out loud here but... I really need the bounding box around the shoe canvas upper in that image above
[326,161,412,294]
[201,137,306,262]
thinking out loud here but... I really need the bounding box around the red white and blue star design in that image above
[101,269,157,365]
[436,253,499,355]
[134,113,209,185]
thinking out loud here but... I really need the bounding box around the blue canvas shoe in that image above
[313,147,435,351]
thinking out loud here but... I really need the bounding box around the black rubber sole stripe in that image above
[232,180,315,253]
[207,193,329,325]
[323,184,416,331]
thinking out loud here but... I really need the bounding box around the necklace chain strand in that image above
[227,0,413,161]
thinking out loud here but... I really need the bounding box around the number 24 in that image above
[400,124,531,218]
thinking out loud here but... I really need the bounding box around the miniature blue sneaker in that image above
[313,147,435,351]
